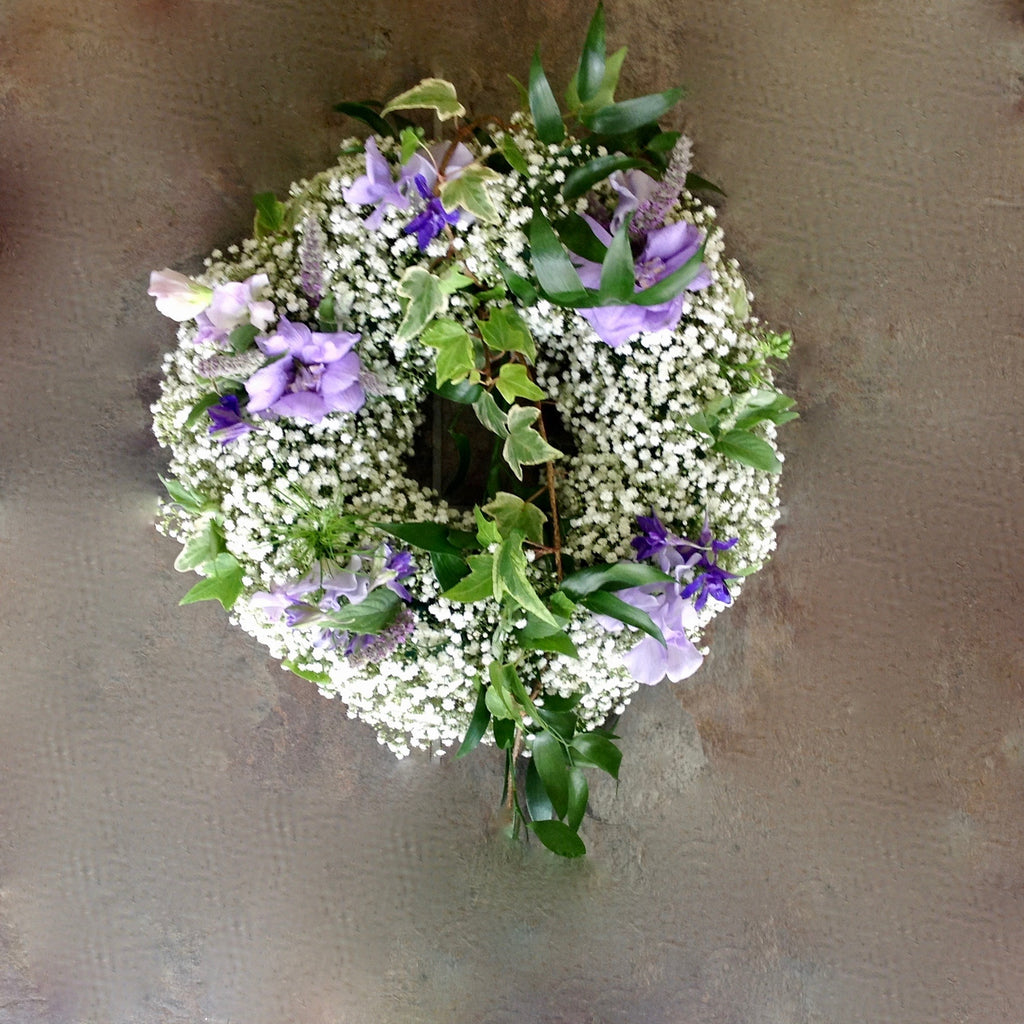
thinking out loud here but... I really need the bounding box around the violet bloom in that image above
[379,545,416,601]
[675,519,739,612]
[343,137,434,229]
[249,574,322,623]
[245,318,365,425]
[207,394,254,444]
[404,174,459,250]
[571,215,713,349]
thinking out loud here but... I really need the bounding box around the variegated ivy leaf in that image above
[382,78,466,121]
[494,363,546,405]
[395,267,445,344]
[502,404,562,479]
[482,491,547,546]
[440,165,502,224]
[421,318,477,385]
[477,305,537,362]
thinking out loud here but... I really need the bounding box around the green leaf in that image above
[485,680,519,721]
[529,212,590,307]
[503,405,563,480]
[438,266,475,294]
[579,589,666,645]
[443,553,495,603]
[555,212,608,263]
[421,318,476,385]
[517,630,580,659]
[578,46,628,115]
[496,259,539,306]
[252,192,290,239]
[583,87,684,135]
[575,1,607,104]
[548,591,577,620]
[382,78,466,121]
[430,551,471,592]
[530,731,569,818]
[492,717,516,749]
[538,691,582,713]
[160,476,204,512]
[482,491,547,545]
[395,267,446,344]
[474,505,501,546]
[528,818,586,858]
[174,518,222,572]
[562,154,650,202]
[499,134,530,175]
[434,377,484,405]
[179,552,243,610]
[332,101,396,138]
[477,306,537,362]
[183,392,221,431]
[283,660,331,686]
[631,236,707,306]
[493,530,559,627]
[440,164,502,224]
[685,171,727,197]
[317,294,337,333]
[598,219,637,304]
[566,766,589,831]
[525,758,556,821]
[713,430,782,474]
[455,680,492,757]
[319,587,402,634]
[374,520,466,556]
[559,561,672,599]
[495,363,546,405]
[535,706,578,740]
[528,49,565,145]
[227,323,259,355]
[398,125,423,163]
[472,391,509,437]
[571,732,622,780]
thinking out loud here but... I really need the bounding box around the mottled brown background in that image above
[2,1,1024,1022]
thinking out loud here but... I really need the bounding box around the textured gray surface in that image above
[2,1,1024,1022]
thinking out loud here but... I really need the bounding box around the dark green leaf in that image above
[535,706,578,740]
[598,219,637,304]
[517,630,580,659]
[317,294,337,332]
[443,553,495,603]
[320,587,402,634]
[430,551,470,592]
[566,766,589,831]
[555,212,607,263]
[434,378,484,405]
[646,130,681,154]
[528,818,586,858]
[445,426,471,495]
[530,212,590,307]
[562,154,651,202]
[183,393,221,431]
[179,552,243,610]
[579,589,666,645]
[493,717,516,749]
[712,430,782,473]
[685,171,727,197]
[332,101,396,138]
[496,258,539,306]
[537,691,582,713]
[559,561,672,599]
[576,2,607,103]
[499,134,530,174]
[525,758,556,821]
[373,520,466,556]
[528,49,565,145]
[227,323,259,355]
[571,732,622,779]
[631,236,707,306]
[530,731,569,818]
[583,87,684,135]
[455,681,491,757]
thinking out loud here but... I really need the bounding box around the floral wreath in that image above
[150,4,795,858]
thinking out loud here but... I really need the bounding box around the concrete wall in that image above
[2,1,1023,1021]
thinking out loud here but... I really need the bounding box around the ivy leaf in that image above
[571,732,622,780]
[474,505,501,547]
[398,125,424,163]
[579,589,666,645]
[455,680,492,758]
[443,553,495,603]
[530,730,569,818]
[529,211,590,307]
[179,552,243,610]
[421,318,476,385]
[528,819,586,858]
[482,491,547,545]
[174,518,222,572]
[566,766,589,831]
[160,476,204,513]
[382,78,466,121]
[472,390,509,437]
[440,164,502,224]
[559,560,672,600]
[252,192,289,239]
[528,49,565,145]
[502,405,563,480]
[477,306,537,362]
[582,87,684,135]
[575,1,607,104]
[395,267,445,344]
[712,430,782,474]
[494,363,546,405]
[493,530,559,627]
[332,101,397,138]
[438,266,474,294]
[319,587,402,634]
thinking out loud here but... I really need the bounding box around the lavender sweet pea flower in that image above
[245,318,365,425]
[148,269,214,321]
[207,394,254,444]
[206,273,275,333]
[571,215,713,349]
[343,137,434,229]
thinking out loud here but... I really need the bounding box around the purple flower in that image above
[342,137,434,229]
[207,394,254,444]
[380,545,416,601]
[148,269,213,321]
[674,519,739,612]
[571,215,713,349]
[245,318,365,425]
[404,174,459,250]
[630,513,671,562]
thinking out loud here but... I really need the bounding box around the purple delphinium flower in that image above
[245,318,365,425]
[675,519,739,612]
[342,137,434,229]
[207,394,254,444]
[630,512,671,562]
[379,545,416,601]
[570,215,713,349]
[404,174,459,250]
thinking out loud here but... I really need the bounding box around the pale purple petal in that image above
[270,390,329,424]
[245,358,292,413]
[148,269,213,321]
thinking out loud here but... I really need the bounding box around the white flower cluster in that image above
[152,123,784,756]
